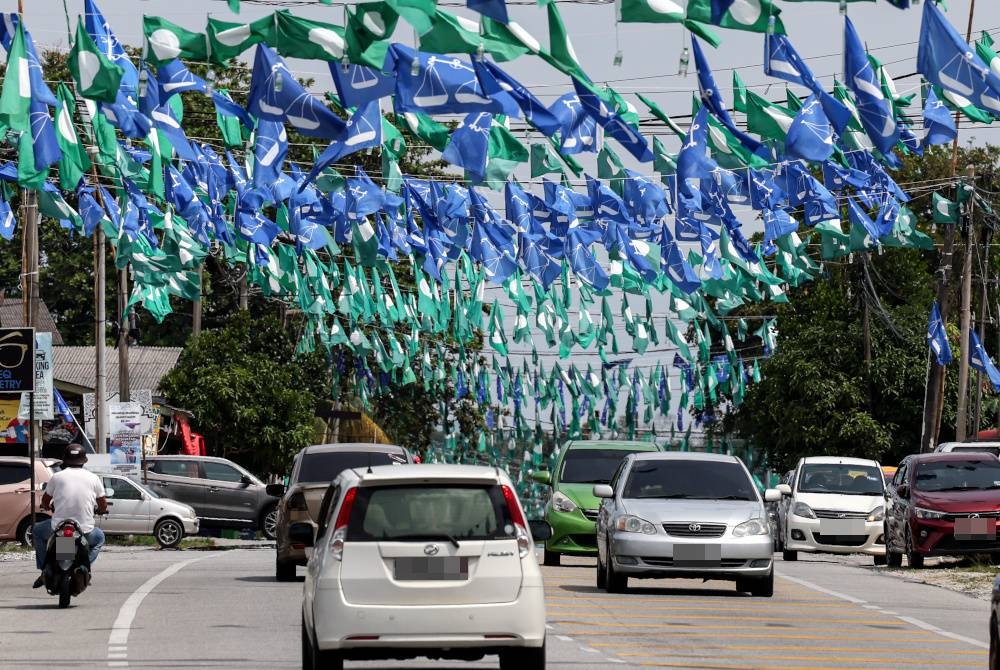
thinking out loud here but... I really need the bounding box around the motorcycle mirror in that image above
[104,487,115,498]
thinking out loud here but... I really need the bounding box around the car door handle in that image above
[106,502,114,506]
[208,487,219,493]
[14,488,29,493]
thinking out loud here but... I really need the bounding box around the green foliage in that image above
[159,312,331,477]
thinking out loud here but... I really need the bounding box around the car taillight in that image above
[62,527,74,537]
[502,485,531,558]
[328,527,346,561]
[334,487,357,530]
[287,492,308,511]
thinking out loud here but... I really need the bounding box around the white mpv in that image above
[778,456,886,564]
[297,464,548,670]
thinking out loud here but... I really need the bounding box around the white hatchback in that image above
[297,464,549,670]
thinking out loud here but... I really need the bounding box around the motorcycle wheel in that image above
[58,573,72,608]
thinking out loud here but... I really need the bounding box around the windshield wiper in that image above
[382,533,461,548]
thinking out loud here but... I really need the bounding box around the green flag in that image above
[745,90,794,142]
[932,193,959,225]
[732,71,748,113]
[484,121,528,188]
[397,111,450,151]
[530,142,565,178]
[488,300,508,356]
[54,84,91,191]
[143,15,209,64]
[346,3,398,68]
[274,11,346,61]
[652,137,677,176]
[618,0,720,47]
[543,4,588,80]
[0,22,31,134]
[207,15,276,64]
[69,17,124,103]
[597,145,626,182]
[636,93,686,139]
[481,17,540,62]
[686,0,785,34]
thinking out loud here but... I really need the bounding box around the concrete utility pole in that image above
[955,167,976,441]
[192,264,203,337]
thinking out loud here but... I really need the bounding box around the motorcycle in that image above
[41,520,92,608]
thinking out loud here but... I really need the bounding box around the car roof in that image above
[937,442,1000,449]
[799,456,881,466]
[904,452,999,464]
[629,451,741,464]
[343,463,510,486]
[299,443,408,455]
[563,440,661,452]
[147,455,228,461]
[0,456,60,466]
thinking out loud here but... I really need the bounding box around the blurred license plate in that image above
[955,517,995,540]
[820,519,866,536]
[55,536,75,560]
[394,557,469,581]
[673,544,721,567]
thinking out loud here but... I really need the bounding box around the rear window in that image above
[346,484,516,542]
[915,460,1000,492]
[622,460,757,501]
[0,463,30,486]
[560,449,644,484]
[949,446,1000,456]
[296,451,405,484]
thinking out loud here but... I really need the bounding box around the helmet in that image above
[61,443,88,467]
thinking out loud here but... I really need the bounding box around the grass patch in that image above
[105,535,217,550]
[0,542,32,553]
[953,555,1000,574]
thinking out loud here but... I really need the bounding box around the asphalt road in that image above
[0,545,990,669]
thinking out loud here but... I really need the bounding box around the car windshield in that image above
[915,460,1000,492]
[622,460,758,501]
[796,464,884,495]
[560,449,644,484]
[133,479,160,499]
[346,484,516,542]
[948,446,1000,456]
[296,451,404,484]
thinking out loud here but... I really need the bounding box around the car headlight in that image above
[733,518,769,537]
[614,515,657,534]
[551,491,577,514]
[914,506,947,520]
[792,502,816,519]
[867,506,885,522]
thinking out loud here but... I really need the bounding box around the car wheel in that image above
[302,616,314,670]
[885,525,903,567]
[990,553,1000,567]
[905,529,924,569]
[781,549,797,562]
[990,614,1000,670]
[16,516,45,547]
[154,518,184,549]
[605,551,627,593]
[499,638,545,670]
[303,614,342,670]
[738,570,774,597]
[542,549,560,567]
[276,557,297,582]
[261,505,278,541]
[596,553,607,589]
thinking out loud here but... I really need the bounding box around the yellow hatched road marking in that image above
[592,642,984,655]
[574,630,976,643]
[551,619,905,630]
[613,651,982,666]
[550,612,902,624]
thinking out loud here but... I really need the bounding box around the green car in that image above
[532,440,663,566]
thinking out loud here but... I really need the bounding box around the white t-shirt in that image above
[47,467,106,533]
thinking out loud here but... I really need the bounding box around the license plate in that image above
[820,519,866,536]
[394,556,469,581]
[955,517,995,540]
[55,536,76,560]
[673,543,721,567]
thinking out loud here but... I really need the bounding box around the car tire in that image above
[905,529,924,569]
[261,505,278,541]
[605,551,627,593]
[499,638,545,670]
[990,614,1000,670]
[738,570,774,597]
[873,554,887,566]
[782,549,797,562]
[302,614,342,670]
[276,557,297,582]
[542,549,560,567]
[596,553,607,589]
[154,518,184,549]
[16,515,45,547]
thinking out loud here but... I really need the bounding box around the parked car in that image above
[934,442,1000,457]
[297,463,550,669]
[96,473,200,548]
[777,456,886,564]
[531,439,662,566]
[594,452,779,596]
[269,443,412,581]
[143,455,279,539]
[0,456,58,545]
[885,453,1000,568]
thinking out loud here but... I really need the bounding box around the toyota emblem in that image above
[423,544,440,556]
[688,523,702,533]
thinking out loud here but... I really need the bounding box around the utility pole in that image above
[192,264,203,337]
[955,168,976,441]
[973,226,992,438]
[117,265,130,402]
[921,0,977,452]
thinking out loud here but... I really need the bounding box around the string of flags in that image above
[0,0,996,478]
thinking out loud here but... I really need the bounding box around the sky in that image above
[16,0,1000,442]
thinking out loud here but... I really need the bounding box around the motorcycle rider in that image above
[31,444,108,588]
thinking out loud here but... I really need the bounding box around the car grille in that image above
[934,537,1000,552]
[663,523,727,538]
[567,534,597,549]
[813,509,870,519]
[812,533,868,546]
[942,511,1000,520]
[641,557,747,568]
[581,509,599,521]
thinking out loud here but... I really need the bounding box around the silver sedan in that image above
[96,474,200,548]
[595,452,781,597]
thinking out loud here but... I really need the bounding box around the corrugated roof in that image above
[0,298,64,345]
[52,346,183,394]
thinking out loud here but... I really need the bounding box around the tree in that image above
[159,312,331,477]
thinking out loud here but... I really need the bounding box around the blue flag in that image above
[844,18,900,155]
[391,44,513,115]
[156,59,208,102]
[765,33,852,134]
[970,330,1000,392]
[474,60,561,136]
[303,100,383,188]
[329,60,396,109]
[54,388,75,424]
[927,301,953,366]
[84,0,147,138]
[572,79,653,162]
[786,95,834,162]
[346,167,385,221]
[0,192,14,240]
[691,37,762,153]
[922,87,957,148]
[918,0,1000,119]
[846,196,880,242]
[549,93,597,155]
[468,0,509,25]
[442,112,493,183]
[252,120,288,190]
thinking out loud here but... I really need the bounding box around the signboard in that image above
[0,397,26,443]
[18,332,53,420]
[84,389,154,439]
[0,327,35,394]
[108,402,143,477]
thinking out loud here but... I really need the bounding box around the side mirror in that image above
[593,484,614,499]
[776,484,792,496]
[531,470,552,485]
[40,481,47,491]
[240,474,252,487]
[104,487,115,498]
[288,522,315,547]
[896,484,909,498]
[266,483,286,498]
[528,520,553,541]
[764,488,782,503]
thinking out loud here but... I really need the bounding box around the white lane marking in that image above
[778,572,989,650]
[106,554,217,667]
[581,646,600,653]
[862,604,882,610]
[545,624,554,630]
[556,635,574,642]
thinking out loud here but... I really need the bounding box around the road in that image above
[0,545,990,669]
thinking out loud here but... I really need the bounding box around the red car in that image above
[885,453,1000,568]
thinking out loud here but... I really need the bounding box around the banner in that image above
[18,332,53,420]
[0,396,25,443]
[108,401,144,477]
